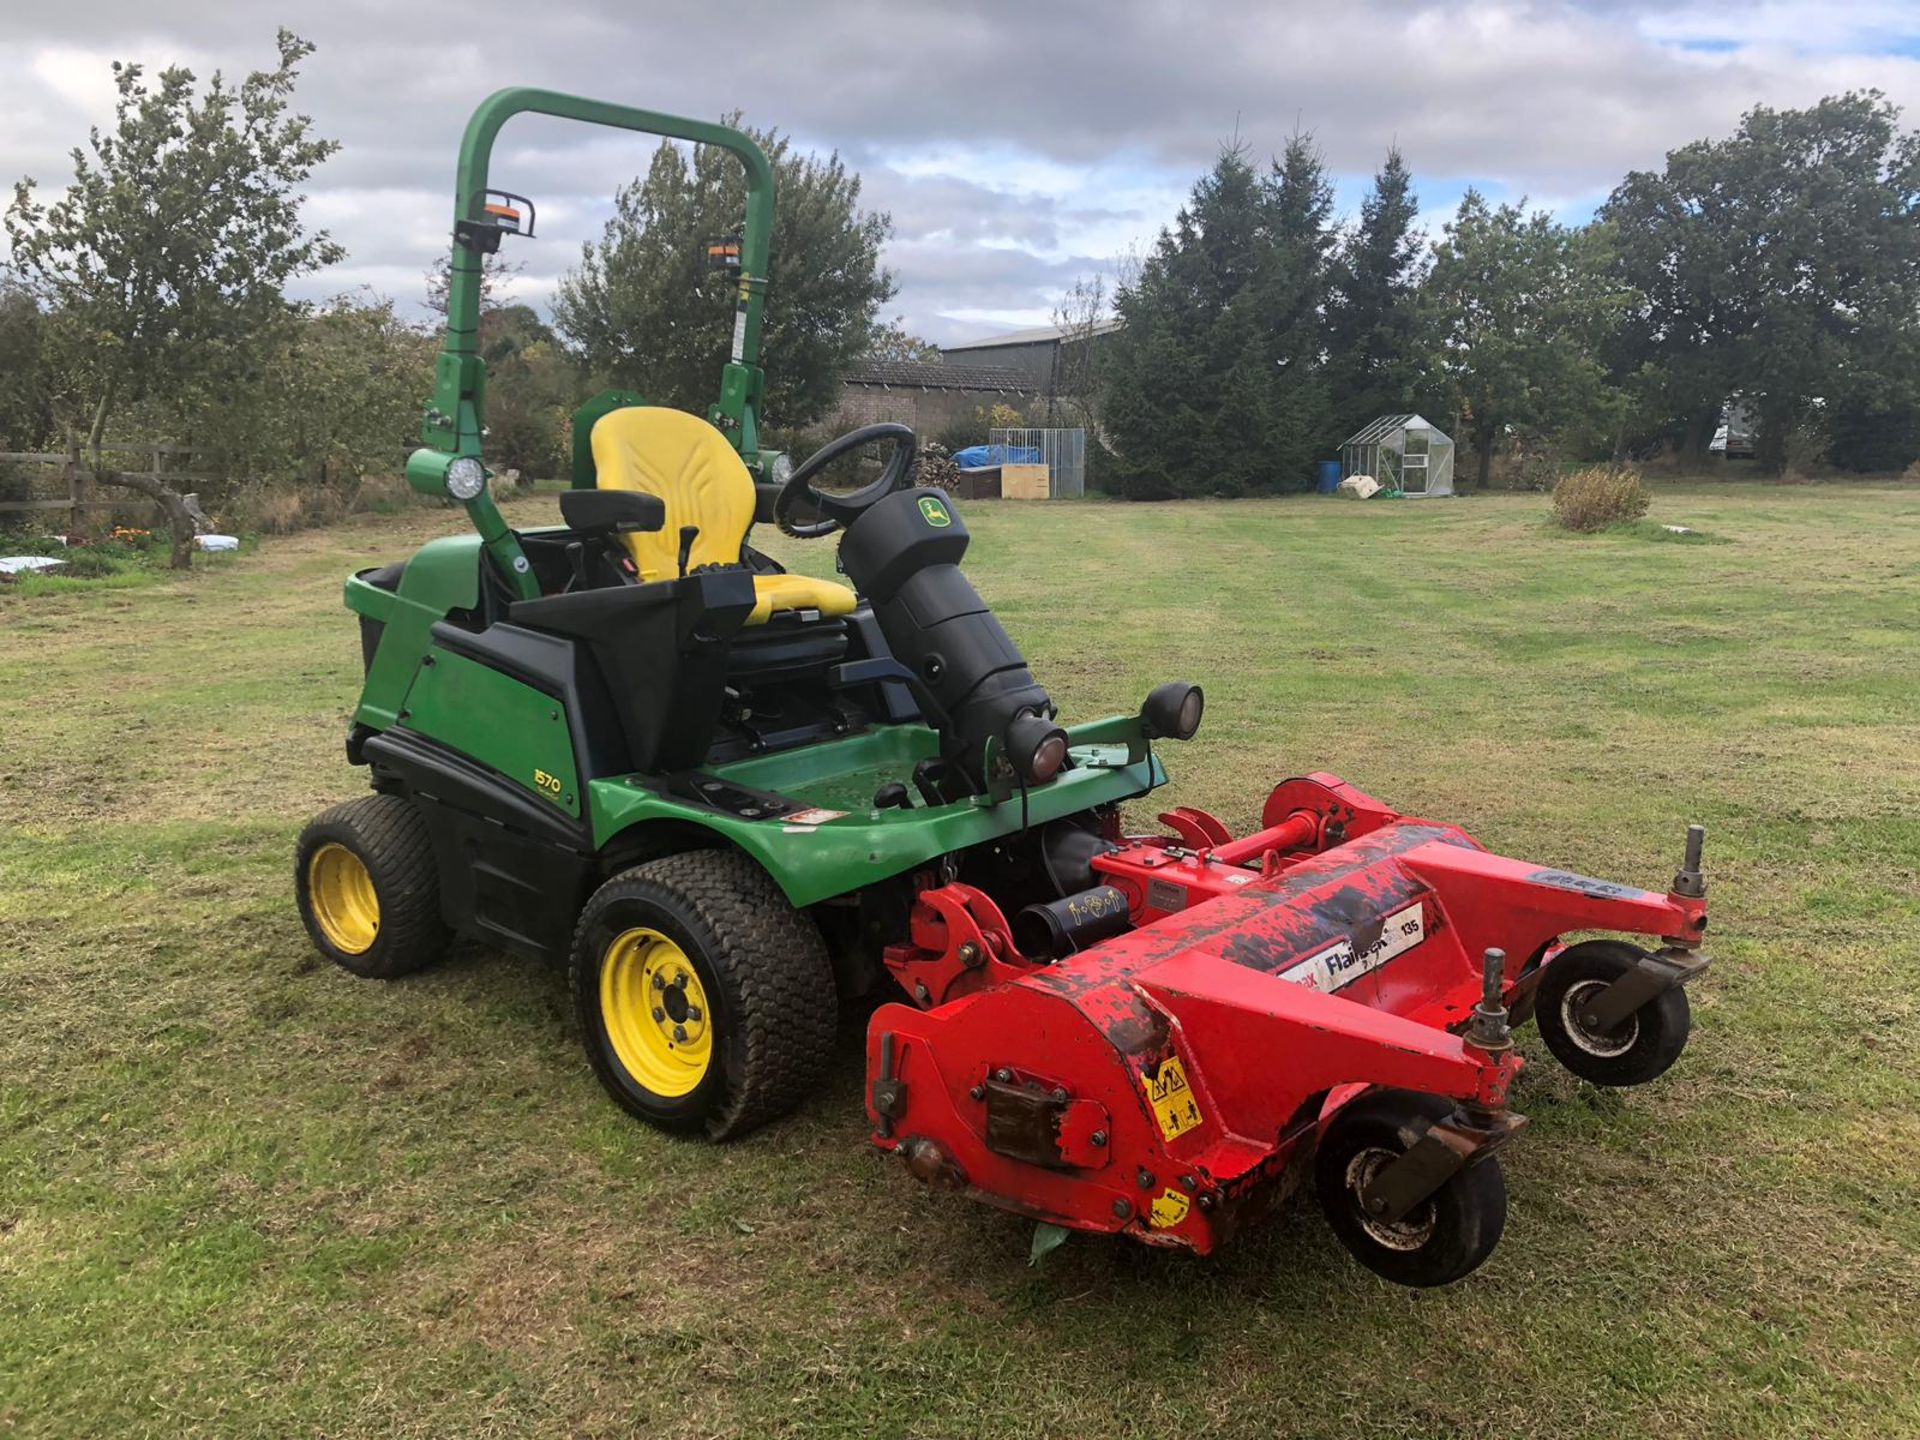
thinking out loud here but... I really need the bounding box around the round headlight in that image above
[1006,711,1071,785]
[1141,681,1205,741]
[446,456,487,501]
[770,452,793,486]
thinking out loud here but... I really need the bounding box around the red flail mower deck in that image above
[866,774,1710,1286]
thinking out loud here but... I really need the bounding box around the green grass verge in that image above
[2,481,1917,1437]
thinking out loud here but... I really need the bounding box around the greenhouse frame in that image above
[1339,414,1455,497]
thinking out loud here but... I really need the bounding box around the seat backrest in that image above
[589,407,755,581]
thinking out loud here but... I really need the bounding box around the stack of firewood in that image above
[912,441,962,493]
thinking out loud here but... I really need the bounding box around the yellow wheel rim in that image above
[599,927,713,1098]
[308,842,380,954]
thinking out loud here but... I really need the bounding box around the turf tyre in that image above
[571,849,836,1140]
[295,793,451,979]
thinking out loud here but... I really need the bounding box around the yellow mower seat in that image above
[589,406,856,625]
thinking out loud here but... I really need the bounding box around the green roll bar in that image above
[406,87,777,599]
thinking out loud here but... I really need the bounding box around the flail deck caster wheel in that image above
[1535,939,1691,1087]
[1315,1089,1507,1288]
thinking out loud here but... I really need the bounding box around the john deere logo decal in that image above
[918,496,951,528]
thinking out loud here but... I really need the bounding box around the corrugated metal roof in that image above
[941,318,1124,352]
[844,359,1033,391]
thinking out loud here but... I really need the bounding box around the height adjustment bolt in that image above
[1672,823,1708,898]
[1465,947,1513,1054]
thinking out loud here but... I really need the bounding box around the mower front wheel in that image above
[571,850,837,1140]
[1535,940,1691,1087]
[294,794,451,979]
[1315,1089,1507,1288]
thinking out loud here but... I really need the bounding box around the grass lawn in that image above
[3,481,1918,1438]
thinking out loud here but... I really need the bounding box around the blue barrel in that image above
[1316,460,1342,494]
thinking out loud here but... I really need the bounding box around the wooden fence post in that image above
[65,432,92,538]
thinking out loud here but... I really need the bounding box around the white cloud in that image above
[2,2,1917,344]
[30,46,122,113]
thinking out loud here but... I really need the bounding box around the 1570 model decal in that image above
[1279,901,1426,993]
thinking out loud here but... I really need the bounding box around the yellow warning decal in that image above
[1148,1188,1191,1229]
[1141,1055,1203,1141]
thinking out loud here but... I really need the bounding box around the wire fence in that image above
[989,427,1086,498]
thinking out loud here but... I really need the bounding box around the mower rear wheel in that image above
[294,794,450,979]
[1315,1089,1507,1288]
[571,849,836,1140]
[1535,940,1690,1087]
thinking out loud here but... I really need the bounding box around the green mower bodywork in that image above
[298,90,1192,1140]
[343,531,1162,911]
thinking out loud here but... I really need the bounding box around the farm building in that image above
[833,359,1036,436]
[940,318,1123,393]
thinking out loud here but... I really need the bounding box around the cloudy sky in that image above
[4,2,1919,345]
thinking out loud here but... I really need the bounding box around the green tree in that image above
[194,294,433,500]
[478,303,581,481]
[1326,148,1424,441]
[1422,192,1628,488]
[3,30,341,563]
[1260,134,1338,483]
[1604,92,1920,472]
[1102,136,1337,498]
[0,277,53,450]
[868,321,942,363]
[424,252,525,318]
[1104,143,1267,498]
[1048,273,1108,431]
[553,118,894,430]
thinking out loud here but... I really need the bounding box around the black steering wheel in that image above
[774,423,917,538]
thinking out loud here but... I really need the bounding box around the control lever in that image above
[565,540,589,592]
[911,757,953,808]
[677,525,699,578]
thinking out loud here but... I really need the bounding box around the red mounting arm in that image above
[883,882,1038,1008]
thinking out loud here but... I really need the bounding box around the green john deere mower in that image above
[295,89,1194,1139]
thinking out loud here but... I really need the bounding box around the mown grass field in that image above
[3,482,1918,1438]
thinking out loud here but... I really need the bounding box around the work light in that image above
[1005,711,1070,785]
[1141,681,1205,741]
[446,456,487,501]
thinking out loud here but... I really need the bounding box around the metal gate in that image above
[988,427,1086,498]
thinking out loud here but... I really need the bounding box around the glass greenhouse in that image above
[1339,414,1455,497]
